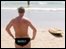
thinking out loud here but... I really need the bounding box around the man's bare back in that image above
[11,17,32,38]
[6,16,36,38]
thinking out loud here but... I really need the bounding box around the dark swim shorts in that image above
[15,38,30,46]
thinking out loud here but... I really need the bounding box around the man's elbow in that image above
[6,28,8,31]
[34,29,37,33]
[6,27,9,32]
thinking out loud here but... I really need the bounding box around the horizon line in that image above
[1,7,65,10]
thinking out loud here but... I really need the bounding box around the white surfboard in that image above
[48,27,63,34]
[48,27,63,37]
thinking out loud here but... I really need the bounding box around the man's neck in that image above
[18,16,22,19]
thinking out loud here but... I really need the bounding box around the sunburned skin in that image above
[6,7,37,48]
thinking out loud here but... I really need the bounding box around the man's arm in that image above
[29,22,37,40]
[6,20,14,39]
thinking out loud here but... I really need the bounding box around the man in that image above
[6,7,37,48]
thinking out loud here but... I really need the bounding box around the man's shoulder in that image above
[23,18,31,23]
[10,18,15,23]
[12,17,18,21]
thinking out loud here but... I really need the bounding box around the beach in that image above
[1,1,65,48]
[1,26,65,48]
[1,8,65,48]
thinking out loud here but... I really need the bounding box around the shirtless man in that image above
[6,7,37,48]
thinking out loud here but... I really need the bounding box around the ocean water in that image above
[1,1,65,8]
[1,9,65,30]
[1,1,65,37]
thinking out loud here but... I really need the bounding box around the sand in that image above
[1,8,65,48]
[1,27,65,48]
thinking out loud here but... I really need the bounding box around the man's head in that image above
[18,7,25,18]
